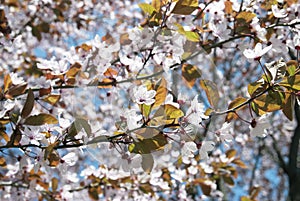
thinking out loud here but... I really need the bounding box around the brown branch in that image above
[270,134,289,174]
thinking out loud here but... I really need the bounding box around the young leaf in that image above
[253,94,282,113]
[3,74,12,92]
[129,129,167,154]
[282,94,295,121]
[279,75,300,90]
[6,83,27,98]
[139,3,157,15]
[7,128,22,146]
[51,177,59,192]
[164,104,184,119]
[24,114,58,125]
[184,31,200,42]
[87,135,110,144]
[21,88,34,118]
[0,129,10,142]
[171,0,198,15]
[141,104,152,118]
[151,104,184,126]
[67,118,92,139]
[48,151,60,167]
[0,156,6,167]
[153,77,167,108]
[226,149,237,159]
[88,187,99,201]
[286,60,297,76]
[42,94,61,105]
[151,0,161,11]
[240,196,252,201]
[248,81,266,97]
[197,179,212,196]
[182,64,202,88]
[142,154,154,173]
[232,159,248,169]
[200,79,219,108]
[222,175,234,186]
[236,11,256,23]
[224,0,233,14]
[44,142,59,160]
[225,97,247,122]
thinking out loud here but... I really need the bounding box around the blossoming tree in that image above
[0,0,300,200]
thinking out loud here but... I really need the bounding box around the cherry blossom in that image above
[181,141,197,158]
[0,0,299,200]
[216,122,234,148]
[199,141,215,160]
[121,108,143,130]
[0,100,15,118]
[131,85,156,105]
[9,72,25,85]
[243,43,273,60]
[185,96,208,125]
[272,4,288,18]
[250,114,272,138]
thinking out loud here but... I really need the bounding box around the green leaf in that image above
[142,154,154,173]
[200,79,219,108]
[251,101,266,116]
[138,3,157,15]
[24,114,58,125]
[171,0,198,15]
[21,88,34,118]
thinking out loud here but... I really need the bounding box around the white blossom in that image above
[243,43,272,60]
[185,96,208,125]
[250,114,271,138]
[200,141,215,160]
[132,85,156,105]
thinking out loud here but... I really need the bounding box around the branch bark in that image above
[288,101,300,201]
